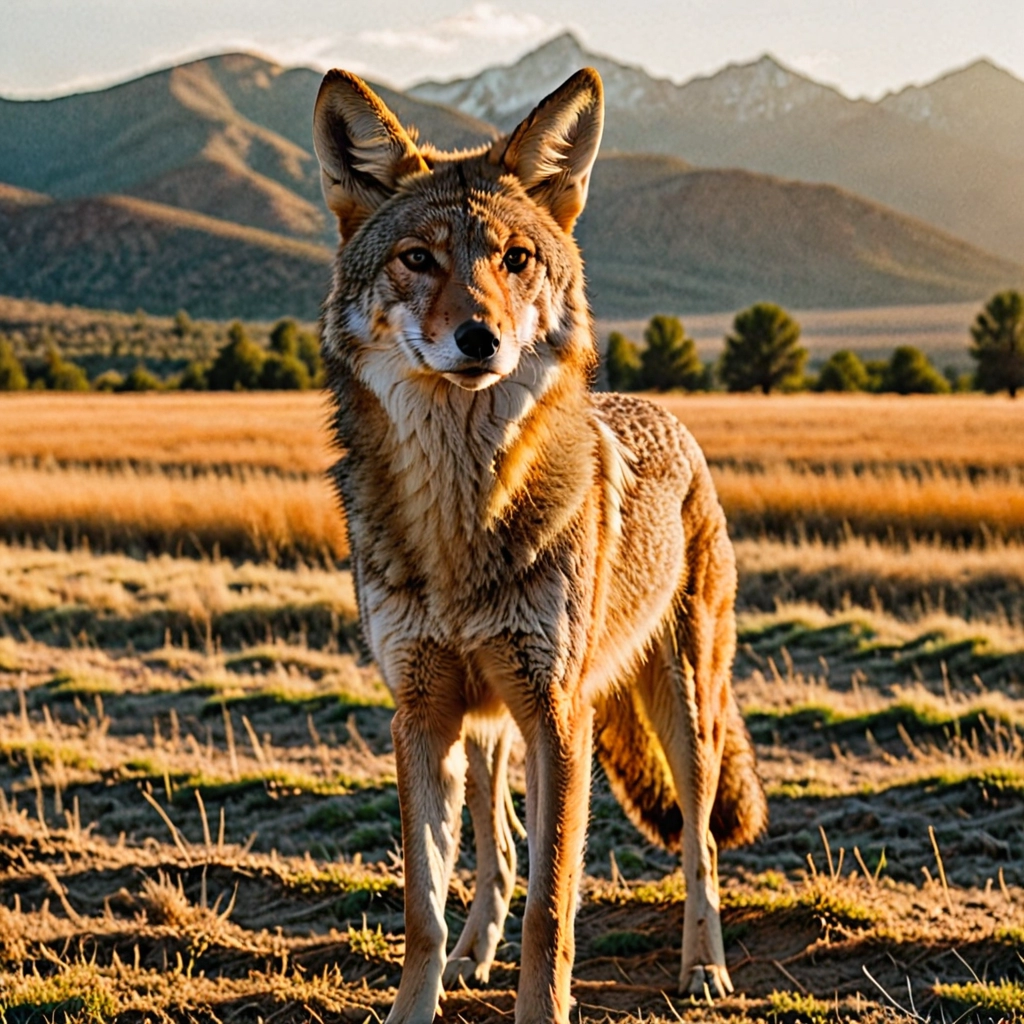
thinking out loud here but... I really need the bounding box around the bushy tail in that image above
[710,694,768,849]
[593,686,767,852]
[594,687,683,850]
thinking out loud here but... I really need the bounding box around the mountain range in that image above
[415,34,1024,263]
[0,43,1020,320]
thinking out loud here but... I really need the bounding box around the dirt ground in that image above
[1,551,1023,1024]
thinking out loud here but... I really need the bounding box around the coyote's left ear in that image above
[494,67,604,232]
[313,70,428,240]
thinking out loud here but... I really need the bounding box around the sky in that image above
[3,0,1023,101]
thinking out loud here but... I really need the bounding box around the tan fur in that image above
[314,67,766,1024]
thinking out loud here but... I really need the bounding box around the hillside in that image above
[578,154,1021,315]
[0,53,496,243]
[1,155,1017,320]
[412,34,1024,263]
[0,49,1021,319]
[0,192,331,319]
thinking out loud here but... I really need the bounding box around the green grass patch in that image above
[0,964,119,1023]
[174,768,365,801]
[765,778,844,799]
[306,790,400,832]
[912,765,1024,796]
[598,874,687,905]
[739,618,878,657]
[747,697,1024,746]
[766,764,1024,805]
[282,863,400,898]
[726,880,879,931]
[119,762,376,801]
[0,739,97,772]
[347,920,393,961]
[767,989,832,1024]
[996,924,1024,947]
[934,979,1024,1015]
[201,684,390,715]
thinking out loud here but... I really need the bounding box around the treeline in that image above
[606,291,1024,397]
[0,317,323,392]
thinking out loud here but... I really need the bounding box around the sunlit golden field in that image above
[2,389,1023,1024]
[3,393,1024,557]
[5,392,1024,471]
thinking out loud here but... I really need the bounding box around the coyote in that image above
[313,66,767,1024]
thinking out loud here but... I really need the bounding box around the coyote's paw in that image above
[443,955,491,988]
[680,963,734,1001]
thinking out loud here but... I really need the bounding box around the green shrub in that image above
[0,338,28,390]
[179,360,210,391]
[270,318,300,357]
[261,352,311,390]
[172,308,194,341]
[92,369,125,392]
[880,345,950,394]
[297,330,323,384]
[605,331,642,390]
[117,364,162,392]
[208,321,266,391]
[44,349,90,391]
[815,349,869,392]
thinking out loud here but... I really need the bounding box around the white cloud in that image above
[355,3,555,55]
[356,28,458,55]
[437,3,551,42]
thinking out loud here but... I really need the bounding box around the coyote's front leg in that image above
[444,719,518,987]
[386,657,467,1024]
[515,698,594,1024]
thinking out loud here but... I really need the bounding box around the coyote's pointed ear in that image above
[313,70,428,240]
[494,67,604,232]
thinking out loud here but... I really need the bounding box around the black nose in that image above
[454,320,500,361]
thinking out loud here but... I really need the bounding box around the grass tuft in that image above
[767,989,832,1024]
[934,979,1024,1015]
[0,963,119,1024]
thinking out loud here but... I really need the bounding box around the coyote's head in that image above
[314,69,604,398]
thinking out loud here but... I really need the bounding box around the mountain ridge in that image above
[411,34,1024,263]
[0,47,1020,320]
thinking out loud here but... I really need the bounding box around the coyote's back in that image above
[313,64,766,1024]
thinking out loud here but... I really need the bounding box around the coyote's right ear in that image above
[313,70,428,240]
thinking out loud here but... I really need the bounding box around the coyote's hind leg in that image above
[444,718,519,987]
[638,618,733,999]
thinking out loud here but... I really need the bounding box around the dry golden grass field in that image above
[1,390,1023,1024]
[4,393,1024,559]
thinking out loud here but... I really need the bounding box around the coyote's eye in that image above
[503,247,532,274]
[398,248,436,272]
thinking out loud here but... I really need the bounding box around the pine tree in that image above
[970,290,1024,398]
[880,346,950,394]
[208,322,266,391]
[638,315,702,391]
[815,350,869,392]
[720,303,806,394]
[270,319,300,358]
[605,332,642,391]
[0,338,28,390]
